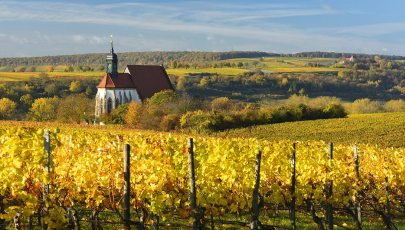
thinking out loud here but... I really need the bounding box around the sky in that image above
[1,0,405,58]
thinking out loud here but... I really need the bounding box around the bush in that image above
[322,103,347,118]
[101,104,128,124]
[160,114,180,131]
[211,97,232,111]
[180,110,223,133]
[350,98,382,114]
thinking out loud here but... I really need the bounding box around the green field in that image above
[166,67,251,76]
[0,56,341,81]
[0,71,106,82]
[218,112,405,148]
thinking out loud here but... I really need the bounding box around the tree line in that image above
[2,51,405,68]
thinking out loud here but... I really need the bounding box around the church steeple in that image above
[106,35,118,78]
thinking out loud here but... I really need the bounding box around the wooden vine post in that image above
[43,131,50,230]
[187,138,198,230]
[353,144,362,227]
[0,193,4,230]
[250,142,262,230]
[327,143,333,230]
[290,143,296,230]
[124,144,131,230]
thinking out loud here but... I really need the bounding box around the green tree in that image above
[244,62,249,67]
[252,60,259,67]
[45,84,59,96]
[27,97,59,122]
[11,69,15,72]
[98,65,105,71]
[149,90,179,105]
[0,98,16,120]
[20,94,34,110]
[86,86,93,95]
[237,62,243,68]
[66,66,74,72]
[56,93,89,124]
[76,65,83,72]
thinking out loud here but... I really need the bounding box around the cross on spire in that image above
[110,34,114,53]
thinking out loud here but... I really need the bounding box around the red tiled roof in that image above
[97,73,136,88]
[125,65,173,99]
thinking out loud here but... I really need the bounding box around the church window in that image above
[116,98,119,107]
[101,98,104,113]
[107,98,112,113]
[120,92,122,105]
[129,92,132,102]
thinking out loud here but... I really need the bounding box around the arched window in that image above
[116,98,119,107]
[119,92,122,105]
[101,98,104,113]
[124,92,128,103]
[107,98,112,113]
[129,92,132,102]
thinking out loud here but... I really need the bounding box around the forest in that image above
[1,51,405,68]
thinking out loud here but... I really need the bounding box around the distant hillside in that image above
[1,51,404,68]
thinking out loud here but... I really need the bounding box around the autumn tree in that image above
[29,66,36,72]
[27,97,59,122]
[45,84,59,96]
[56,93,89,124]
[11,69,15,72]
[70,81,83,93]
[18,67,26,72]
[0,98,16,120]
[170,61,177,69]
[244,62,249,67]
[47,67,54,72]
[98,65,105,71]
[125,101,143,128]
[76,65,83,72]
[252,60,259,67]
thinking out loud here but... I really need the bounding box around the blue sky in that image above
[1,0,405,58]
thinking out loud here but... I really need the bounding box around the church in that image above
[95,40,173,119]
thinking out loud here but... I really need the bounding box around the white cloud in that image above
[72,35,86,43]
[383,48,388,51]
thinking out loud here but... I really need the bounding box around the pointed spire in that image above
[110,34,114,53]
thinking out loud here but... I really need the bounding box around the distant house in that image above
[95,41,173,119]
[339,55,356,64]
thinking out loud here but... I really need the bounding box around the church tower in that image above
[106,35,118,78]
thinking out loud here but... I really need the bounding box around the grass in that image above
[218,112,405,148]
[0,71,105,81]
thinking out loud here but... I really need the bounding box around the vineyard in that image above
[1,123,405,229]
[221,113,405,149]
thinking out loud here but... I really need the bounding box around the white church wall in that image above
[95,87,141,118]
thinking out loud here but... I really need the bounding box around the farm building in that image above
[95,41,173,119]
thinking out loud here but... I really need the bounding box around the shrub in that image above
[211,97,233,111]
[180,110,223,133]
[385,99,405,112]
[350,98,382,114]
[160,114,180,131]
[322,103,347,118]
